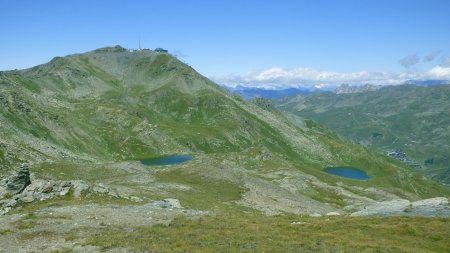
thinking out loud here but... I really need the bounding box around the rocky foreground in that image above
[2,164,449,218]
[0,163,449,252]
[0,164,145,215]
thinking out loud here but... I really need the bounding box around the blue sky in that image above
[2,0,450,87]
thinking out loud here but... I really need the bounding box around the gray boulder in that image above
[163,198,183,208]
[145,198,183,209]
[71,180,90,198]
[14,180,71,204]
[326,211,341,216]
[5,163,31,194]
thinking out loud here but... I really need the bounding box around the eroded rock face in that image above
[5,163,31,194]
[0,165,145,215]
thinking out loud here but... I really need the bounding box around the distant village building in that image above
[385,150,421,169]
[154,48,168,53]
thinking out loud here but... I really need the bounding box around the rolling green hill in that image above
[276,84,450,185]
[1,46,447,199]
[1,46,449,252]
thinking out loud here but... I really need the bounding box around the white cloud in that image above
[427,66,450,78]
[214,66,450,89]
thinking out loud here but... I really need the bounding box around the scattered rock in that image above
[59,186,71,196]
[92,183,111,194]
[130,196,143,202]
[309,213,322,217]
[42,184,53,193]
[326,211,340,216]
[0,173,138,215]
[351,197,450,217]
[12,179,71,205]
[257,148,272,161]
[71,180,90,198]
[163,198,182,208]
[290,221,307,225]
[252,98,275,111]
[145,198,183,209]
[20,194,35,203]
[5,163,31,194]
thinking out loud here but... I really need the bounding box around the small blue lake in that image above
[324,167,371,180]
[140,155,193,166]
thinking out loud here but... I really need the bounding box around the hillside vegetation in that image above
[0,46,448,252]
[276,84,450,185]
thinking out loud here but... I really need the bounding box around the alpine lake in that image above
[324,167,371,180]
[140,155,193,166]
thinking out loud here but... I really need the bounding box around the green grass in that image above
[2,191,14,199]
[12,213,37,230]
[18,230,56,241]
[31,162,130,183]
[0,229,13,235]
[9,192,137,218]
[305,186,346,208]
[81,212,450,253]
[156,168,246,210]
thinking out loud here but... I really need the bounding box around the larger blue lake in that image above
[140,155,192,166]
[324,167,371,180]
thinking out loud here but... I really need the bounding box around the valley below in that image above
[276,84,450,186]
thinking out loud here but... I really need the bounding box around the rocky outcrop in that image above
[1,179,75,215]
[252,98,275,111]
[0,166,144,215]
[351,197,450,217]
[5,163,31,194]
[0,178,144,215]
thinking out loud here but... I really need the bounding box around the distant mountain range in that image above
[223,80,449,100]
[404,79,450,86]
[222,85,321,100]
[334,83,381,94]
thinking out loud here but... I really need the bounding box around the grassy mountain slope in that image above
[276,84,450,185]
[1,46,449,252]
[0,46,448,210]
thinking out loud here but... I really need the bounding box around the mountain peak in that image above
[9,45,216,98]
[92,45,128,53]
